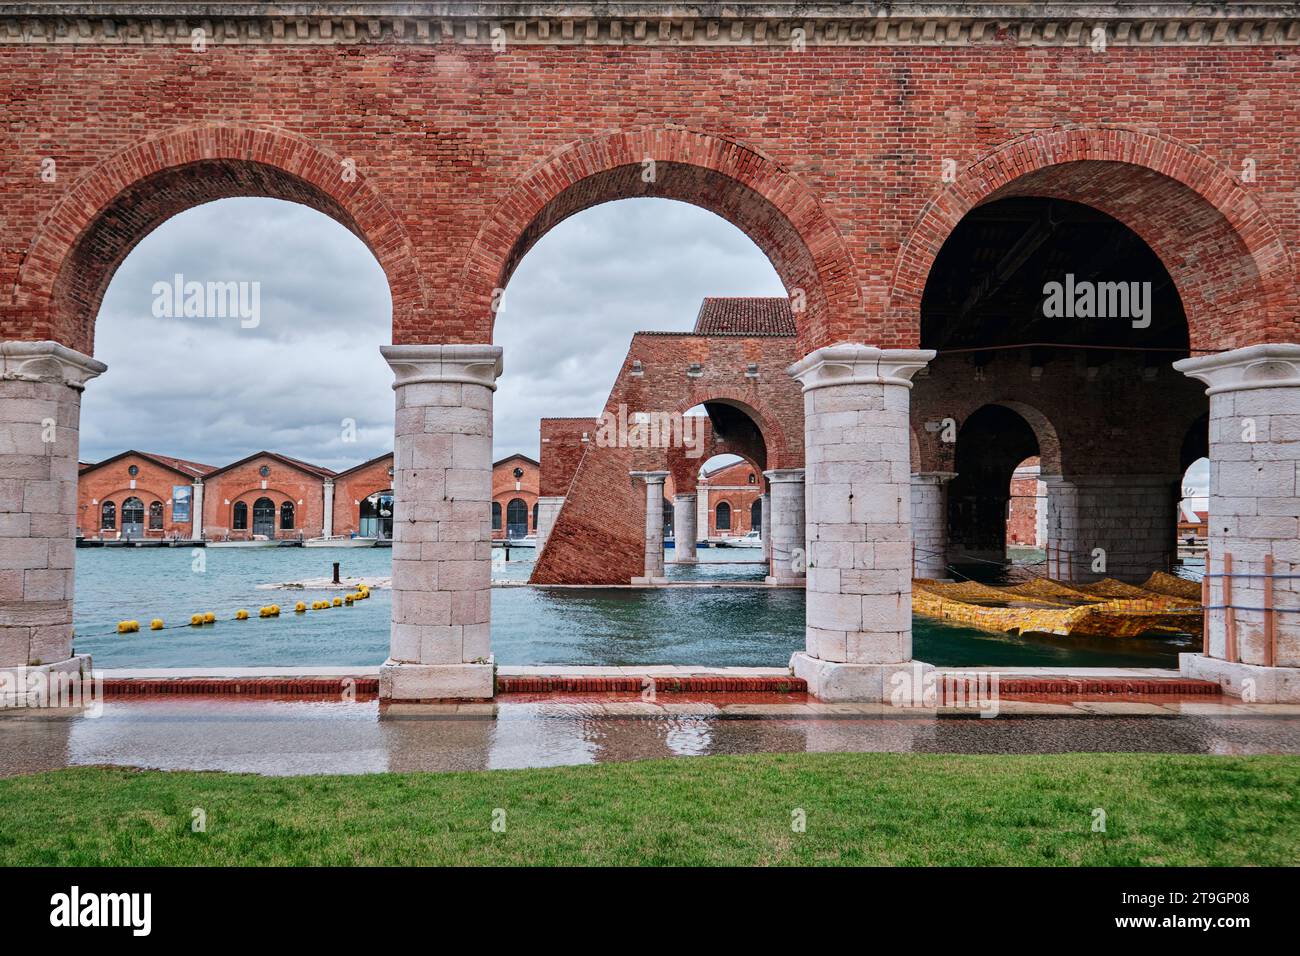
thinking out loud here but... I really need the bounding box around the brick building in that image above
[6,3,1299,700]
[491,454,539,540]
[76,450,214,539]
[698,459,763,539]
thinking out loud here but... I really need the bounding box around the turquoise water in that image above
[71,547,1195,669]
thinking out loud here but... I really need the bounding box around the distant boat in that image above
[493,536,536,549]
[206,536,280,548]
[304,535,378,548]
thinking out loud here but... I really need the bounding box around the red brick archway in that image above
[461,126,861,353]
[11,124,424,355]
[890,127,1297,353]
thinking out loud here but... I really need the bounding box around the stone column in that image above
[911,471,955,579]
[763,469,805,585]
[1042,474,1079,581]
[190,479,205,541]
[534,495,564,555]
[322,479,335,538]
[0,342,106,703]
[672,493,698,563]
[1057,475,1178,582]
[630,471,669,584]
[788,344,935,702]
[759,491,772,561]
[1176,344,1300,702]
[379,344,502,702]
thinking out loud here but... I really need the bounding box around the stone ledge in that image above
[4,5,1298,47]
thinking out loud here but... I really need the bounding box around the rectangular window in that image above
[172,485,191,522]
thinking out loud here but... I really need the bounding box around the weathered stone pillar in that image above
[379,344,502,701]
[630,471,669,584]
[534,495,564,555]
[911,471,955,579]
[788,345,935,702]
[1061,475,1178,582]
[763,469,805,584]
[672,493,698,563]
[1176,344,1300,701]
[759,491,771,561]
[1042,474,1079,581]
[190,479,205,541]
[0,342,106,701]
[322,479,335,538]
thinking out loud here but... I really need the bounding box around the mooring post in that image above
[332,561,340,585]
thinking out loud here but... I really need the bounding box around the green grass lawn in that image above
[1,753,1296,866]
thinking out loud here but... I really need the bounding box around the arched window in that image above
[750,498,762,532]
[121,496,145,537]
[360,490,394,540]
[748,473,756,484]
[101,500,116,530]
[532,502,538,530]
[506,498,528,539]
[148,500,164,530]
[492,501,502,531]
[252,497,276,537]
[280,500,295,530]
[233,501,248,530]
[716,501,732,531]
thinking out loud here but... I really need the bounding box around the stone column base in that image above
[0,655,93,708]
[1180,653,1300,703]
[630,576,669,585]
[792,652,934,704]
[379,658,494,702]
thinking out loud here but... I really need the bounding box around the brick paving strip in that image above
[90,665,1239,709]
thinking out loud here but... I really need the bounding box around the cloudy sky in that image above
[81,195,1207,503]
[83,197,785,471]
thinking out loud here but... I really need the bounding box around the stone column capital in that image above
[763,468,805,484]
[1174,343,1300,396]
[629,470,669,484]
[788,343,935,393]
[380,344,503,390]
[1,340,107,390]
[673,492,697,502]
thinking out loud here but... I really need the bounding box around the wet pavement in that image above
[2,695,1297,776]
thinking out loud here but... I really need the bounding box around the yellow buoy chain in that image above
[110,585,372,636]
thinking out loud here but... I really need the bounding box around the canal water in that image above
[72,547,1198,670]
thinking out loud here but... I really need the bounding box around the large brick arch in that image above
[11,124,423,355]
[461,126,861,353]
[890,127,1297,353]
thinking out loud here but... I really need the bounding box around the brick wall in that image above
[492,454,539,539]
[539,419,594,498]
[701,460,763,537]
[5,16,1296,357]
[203,454,329,540]
[332,454,393,538]
[76,454,200,538]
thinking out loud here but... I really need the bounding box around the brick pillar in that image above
[911,471,955,579]
[672,493,697,563]
[0,342,106,701]
[759,491,771,561]
[788,344,935,702]
[1176,344,1300,702]
[630,471,669,584]
[1051,475,1178,582]
[379,344,502,702]
[190,479,205,541]
[534,495,564,556]
[763,469,805,584]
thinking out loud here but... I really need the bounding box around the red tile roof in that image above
[692,297,796,337]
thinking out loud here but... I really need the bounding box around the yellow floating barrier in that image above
[117,620,139,634]
[344,594,354,605]
[190,614,204,627]
[235,609,250,620]
[202,611,216,624]
[150,619,164,631]
[331,597,343,608]
[295,601,307,613]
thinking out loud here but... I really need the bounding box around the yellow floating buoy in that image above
[235,609,249,620]
[117,620,139,634]
[202,611,216,624]
[294,601,306,613]
[331,597,343,607]
[150,618,164,631]
[344,594,354,605]
[190,614,204,627]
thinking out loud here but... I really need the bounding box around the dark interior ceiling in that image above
[920,197,1189,354]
